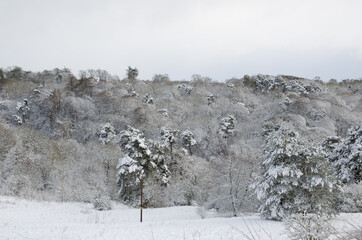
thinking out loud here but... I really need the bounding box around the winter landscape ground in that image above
[0,195,361,240]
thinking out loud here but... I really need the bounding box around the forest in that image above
[0,66,361,222]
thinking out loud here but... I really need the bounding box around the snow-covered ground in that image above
[0,196,361,240]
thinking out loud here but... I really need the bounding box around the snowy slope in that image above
[0,196,361,240]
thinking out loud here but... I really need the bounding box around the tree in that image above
[218,115,236,138]
[117,126,152,201]
[97,123,116,145]
[117,126,170,203]
[208,152,252,217]
[252,123,340,220]
[207,93,215,105]
[160,127,179,161]
[16,99,30,124]
[329,124,362,184]
[127,66,138,80]
[180,130,196,155]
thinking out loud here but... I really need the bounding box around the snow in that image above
[0,196,361,240]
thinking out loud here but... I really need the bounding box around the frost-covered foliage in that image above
[329,124,361,184]
[226,82,234,89]
[281,97,292,105]
[246,74,286,93]
[117,126,152,200]
[126,66,138,80]
[125,83,137,97]
[218,115,236,138]
[177,83,193,95]
[252,123,340,220]
[117,126,169,202]
[321,136,342,157]
[97,123,116,145]
[157,109,168,117]
[93,195,112,211]
[15,99,30,124]
[180,130,196,155]
[148,140,170,185]
[284,214,335,240]
[244,74,321,96]
[207,93,215,105]
[207,154,252,216]
[160,127,179,160]
[337,182,362,213]
[141,94,153,104]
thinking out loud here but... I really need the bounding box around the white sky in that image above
[1,0,362,81]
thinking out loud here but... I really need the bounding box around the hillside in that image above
[0,67,361,212]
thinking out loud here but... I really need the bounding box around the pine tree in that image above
[218,115,236,138]
[117,126,153,201]
[252,123,340,220]
[97,123,116,145]
[160,127,179,161]
[329,124,362,184]
[180,130,196,155]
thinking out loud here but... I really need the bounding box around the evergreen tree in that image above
[97,123,116,145]
[117,126,153,201]
[160,127,179,161]
[329,124,362,184]
[252,123,340,220]
[180,130,196,155]
[218,115,236,138]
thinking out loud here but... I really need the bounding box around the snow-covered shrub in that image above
[177,83,193,95]
[281,97,292,105]
[16,99,30,123]
[226,82,234,89]
[218,115,236,138]
[93,195,112,211]
[252,123,340,220]
[152,74,170,83]
[284,214,335,240]
[157,109,169,117]
[329,123,361,184]
[337,182,362,213]
[142,94,153,104]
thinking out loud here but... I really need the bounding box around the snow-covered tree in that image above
[147,140,170,185]
[207,93,215,105]
[329,124,361,184]
[180,130,196,155]
[97,123,116,145]
[252,123,340,220]
[208,153,252,217]
[177,83,193,95]
[117,126,153,201]
[126,66,138,80]
[142,94,154,104]
[218,115,236,138]
[160,127,179,161]
[16,99,30,123]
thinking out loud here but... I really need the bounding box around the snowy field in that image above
[0,196,361,240]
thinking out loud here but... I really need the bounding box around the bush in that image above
[284,214,335,240]
[337,182,362,213]
[93,195,112,211]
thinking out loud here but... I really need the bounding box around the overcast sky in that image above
[1,0,361,81]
